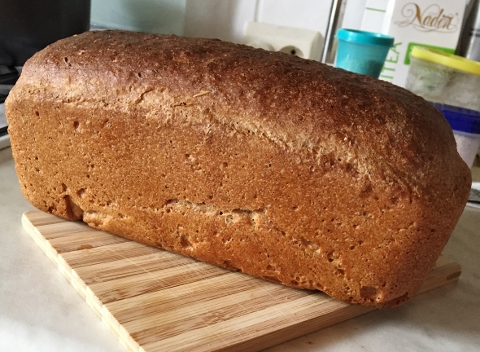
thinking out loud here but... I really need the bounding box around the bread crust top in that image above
[14,30,466,193]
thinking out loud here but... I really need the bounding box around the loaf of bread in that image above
[6,30,471,307]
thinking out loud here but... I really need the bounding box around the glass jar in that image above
[406,47,480,112]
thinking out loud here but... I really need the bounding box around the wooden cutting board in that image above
[22,210,461,352]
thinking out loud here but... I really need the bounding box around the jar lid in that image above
[433,103,480,134]
[336,29,394,47]
[411,46,480,76]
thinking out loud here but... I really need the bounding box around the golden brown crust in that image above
[6,30,471,306]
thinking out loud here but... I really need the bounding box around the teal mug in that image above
[335,29,394,78]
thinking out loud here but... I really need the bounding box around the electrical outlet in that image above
[242,21,323,61]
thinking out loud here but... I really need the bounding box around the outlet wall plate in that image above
[242,21,323,61]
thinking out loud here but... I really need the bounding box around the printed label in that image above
[394,3,460,33]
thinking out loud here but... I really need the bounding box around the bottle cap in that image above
[336,29,394,47]
[412,47,480,76]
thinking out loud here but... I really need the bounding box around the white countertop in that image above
[1,145,479,352]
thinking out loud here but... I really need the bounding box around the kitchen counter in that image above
[1,145,479,352]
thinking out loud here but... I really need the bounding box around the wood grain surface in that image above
[22,210,461,352]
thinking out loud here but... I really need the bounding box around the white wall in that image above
[183,1,257,43]
[184,0,336,44]
[91,0,187,34]
[91,0,367,45]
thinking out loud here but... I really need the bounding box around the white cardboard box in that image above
[361,0,466,87]
[360,0,388,33]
